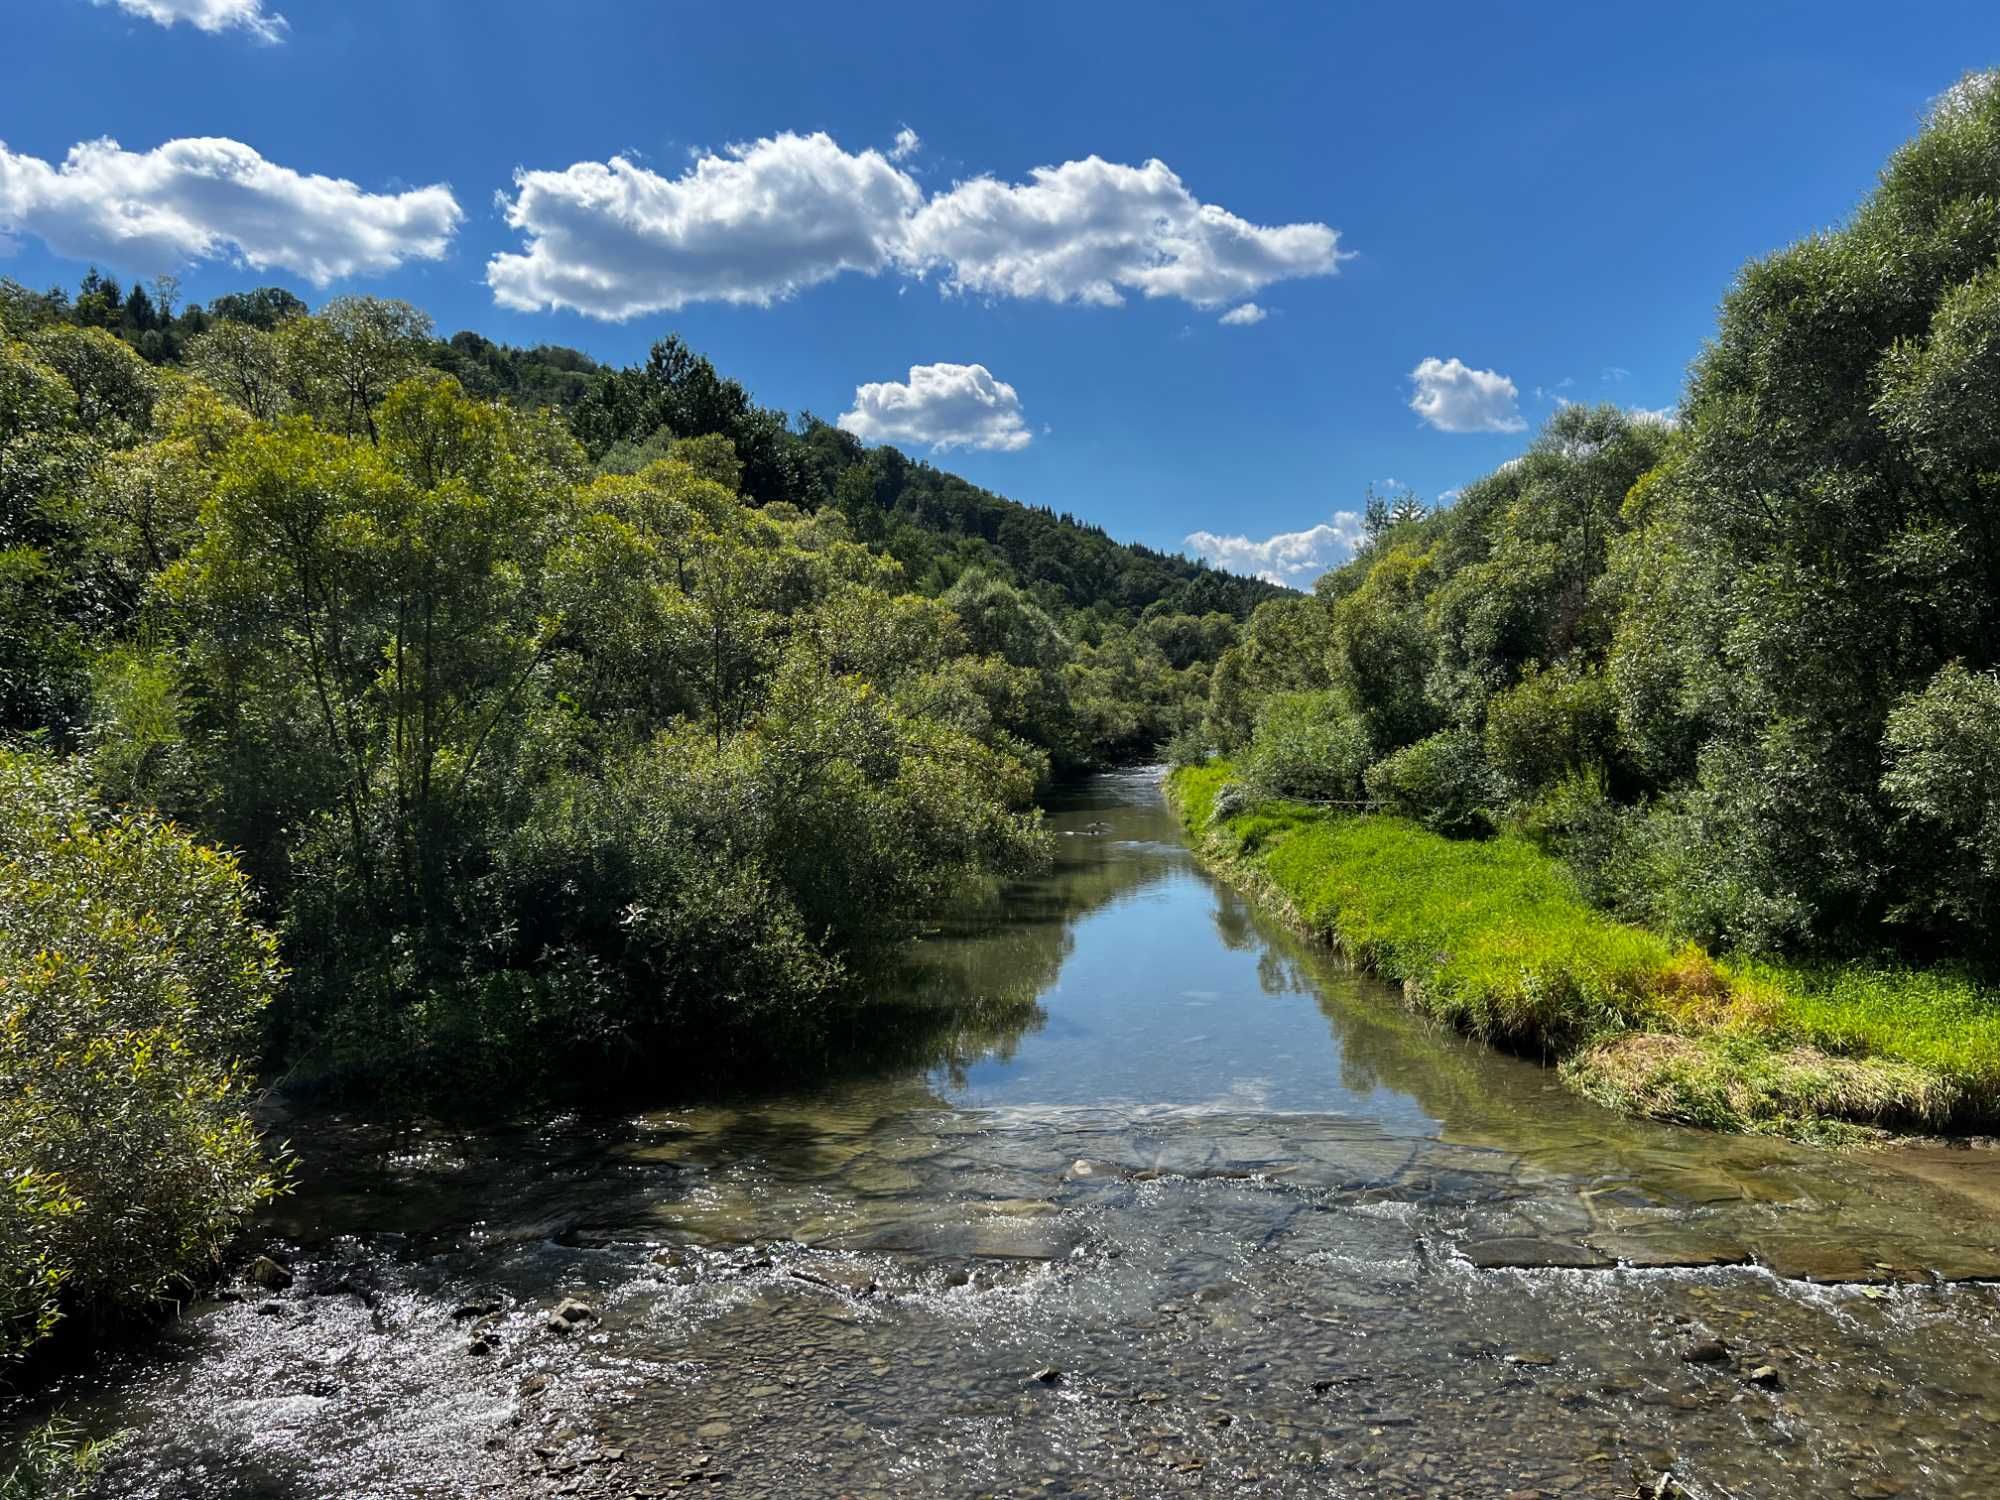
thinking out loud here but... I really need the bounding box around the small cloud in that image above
[92,0,286,40]
[1219,302,1267,326]
[1602,365,1630,383]
[837,361,1032,452]
[1185,512,1366,588]
[1436,487,1461,505]
[888,127,921,163]
[908,156,1347,308]
[1627,405,1679,428]
[0,135,459,282]
[1532,377,1575,402]
[1408,356,1525,434]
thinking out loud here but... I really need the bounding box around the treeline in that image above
[1203,79,2000,971]
[0,281,1277,1360]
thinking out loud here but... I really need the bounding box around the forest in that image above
[1176,79,2000,1142]
[0,277,1273,1365]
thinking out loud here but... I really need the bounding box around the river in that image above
[42,768,2000,1497]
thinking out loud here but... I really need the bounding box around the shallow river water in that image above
[45,769,2000,1497]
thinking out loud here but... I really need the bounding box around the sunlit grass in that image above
[1168,762,2000,1138]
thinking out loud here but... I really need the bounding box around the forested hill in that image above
[1,273,1285,627]
[451,328,1286,625]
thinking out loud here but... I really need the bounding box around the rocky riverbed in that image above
[30,770,2000,1498]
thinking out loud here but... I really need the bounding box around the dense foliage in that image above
[1206,78,2000,972]
[0,750,283,1357]
[1173,762,1997,1140]
[0,271,1280,1358]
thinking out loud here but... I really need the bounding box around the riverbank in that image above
[1167,762,2000,1142]
[28,768,2000,1499]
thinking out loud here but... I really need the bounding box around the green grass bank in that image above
[1167,763,2000,1142]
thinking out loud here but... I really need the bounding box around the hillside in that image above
[2,275,1286,631]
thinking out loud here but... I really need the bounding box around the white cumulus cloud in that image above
[94,0,285,39]
[1628,405,1679,428]
[488,132,1345,320]
[0,136,460,283]
[487,132,922,319]
[1408,356,1526,433]
[837,362,1032,453]
[1219,302,1267,326]
[905,156,1342,308]
[1184,513,1365,588]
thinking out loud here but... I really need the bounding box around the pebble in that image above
[547,1298,598,1333]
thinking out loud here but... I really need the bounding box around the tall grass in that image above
[1169,763,2000,1138]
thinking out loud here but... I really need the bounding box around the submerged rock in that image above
[546,1297,598,1332]
[1461,1237,1616,1271]
[787,1262,879,1298]
[248,1254,293,1290]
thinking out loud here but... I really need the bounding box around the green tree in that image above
[0,749,283,1355]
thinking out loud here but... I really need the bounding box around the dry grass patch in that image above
[1564,1032,1960,1143]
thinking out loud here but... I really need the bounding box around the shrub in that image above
[1591,746,1817,955]
[1162,724,1212,769]
[1210,779,1253,821]
[1363,728,1498,837]
[1482,666,1619,798]
[0,749,284,1355]
[1518,766,1623,901]
[1881,662,2000,934]
[0,1413,110,1499]
[1242,690,1371,802]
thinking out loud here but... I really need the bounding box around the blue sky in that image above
[4,2,1997,584]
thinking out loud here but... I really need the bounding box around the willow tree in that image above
[1609,73,2000,952]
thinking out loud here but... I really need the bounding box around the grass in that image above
[1167,762,2000,1140]
[1,1415,111,1500]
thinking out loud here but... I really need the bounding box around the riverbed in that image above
[45,769,2000,1497]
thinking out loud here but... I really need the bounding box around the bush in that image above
[1364,728,1497,837]
[1242,690,1370,802]
[1482,666,1619,798]
[0,749,284,1356]
[1210,779,1252,821]
[1881,662,2000,934]
[276,660,1052,1092]
[0,1413,110,1499]
[1162,725,1212,769]
[1596,752,1816,955]
[1519,767,1623,901]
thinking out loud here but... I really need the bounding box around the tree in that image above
[276,297,432,443]
[186,321,289,421]
[1606,73,2000,950]
[0,749,282,1354]
[1881,664,2000,933]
